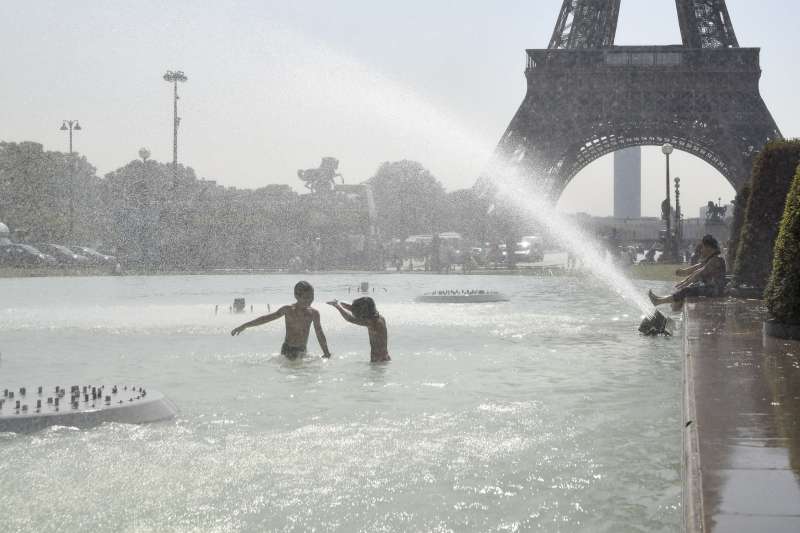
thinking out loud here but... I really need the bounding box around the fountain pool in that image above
[1,273,680,532]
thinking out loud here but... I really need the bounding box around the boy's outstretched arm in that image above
[231,306,287,336]
[312,309,332,358]
[327,300,367,326]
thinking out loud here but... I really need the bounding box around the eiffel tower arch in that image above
[497,0,782,199]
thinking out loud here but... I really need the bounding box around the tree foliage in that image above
[0,141,101,244]
[443,188,491,242]
[101,160,305,270]
[726,184,750,267]
[765,165,800,324]
[733,140,800,289]
[367,160,446,239]
[0,147,508,270]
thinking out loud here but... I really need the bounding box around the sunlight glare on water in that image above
[0,275,681,532]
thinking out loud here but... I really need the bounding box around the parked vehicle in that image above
[468,246,485,265]
[498,243,508,263]
[70,246,117,266]
[514,237,544,262]
[36,243,90,266]
[0,244,57,267]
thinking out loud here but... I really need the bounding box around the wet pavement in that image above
[684,299,800,532]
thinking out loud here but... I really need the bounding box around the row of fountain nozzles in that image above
[1,384,148,413]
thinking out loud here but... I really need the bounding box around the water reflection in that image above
[762,335,800,478]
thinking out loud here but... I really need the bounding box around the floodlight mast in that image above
[163,70,188,176]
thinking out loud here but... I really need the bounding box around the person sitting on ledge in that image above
[648,234,726,311]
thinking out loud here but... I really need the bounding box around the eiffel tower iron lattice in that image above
[496,0,781,200]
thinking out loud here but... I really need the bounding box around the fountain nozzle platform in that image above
[0,384,177,434]
[639,310,674,337]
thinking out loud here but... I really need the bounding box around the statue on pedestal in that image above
[297,157,343,194]
[705,200,727,225]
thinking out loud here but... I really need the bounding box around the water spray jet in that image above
[265,31,660,331]
[479,157,657,320]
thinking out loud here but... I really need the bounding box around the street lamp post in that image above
[59,120,81,155]
[163,70,188,176]
[60,120,82,239]
[674,176,682,259]
[661,143,674,261]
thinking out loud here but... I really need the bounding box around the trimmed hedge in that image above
[727,184,750,268]
[765,166,800,324]
[733,140,800,289]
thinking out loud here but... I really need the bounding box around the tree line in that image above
[0,142,523,270]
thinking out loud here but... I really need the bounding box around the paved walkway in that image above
[683,299,800,532]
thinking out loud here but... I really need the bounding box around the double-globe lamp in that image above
[59,120,82,155]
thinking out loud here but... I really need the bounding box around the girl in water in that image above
[327,297,390,362]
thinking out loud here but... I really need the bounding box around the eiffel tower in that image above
[497,0,782,198]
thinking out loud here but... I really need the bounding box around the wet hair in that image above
[294,280,314,298]
[351,297,379,320]
[701,234,720,251]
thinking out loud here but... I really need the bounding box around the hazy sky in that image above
[1,1,797,217]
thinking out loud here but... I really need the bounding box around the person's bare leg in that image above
[648,290,660,305]
[648,289,674,307]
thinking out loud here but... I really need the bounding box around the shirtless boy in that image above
[231,281,331,359]
[327,297,390,362]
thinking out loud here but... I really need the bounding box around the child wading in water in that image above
[231,281,332,359]
[327,297,390,362]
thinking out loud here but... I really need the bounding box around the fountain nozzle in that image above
[639,310,674,337]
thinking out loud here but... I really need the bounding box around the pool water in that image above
[0,274,680,532]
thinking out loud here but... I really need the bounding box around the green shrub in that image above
[727,184,750,267]
[765,166,800,324]
[733,140,800,289]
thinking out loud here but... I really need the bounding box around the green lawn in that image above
[626,263,683,282]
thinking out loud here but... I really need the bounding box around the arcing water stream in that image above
[482,157,655,315]
[266,26,656,316]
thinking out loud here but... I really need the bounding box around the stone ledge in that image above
[683,298,800,532]
[764,319,800,341]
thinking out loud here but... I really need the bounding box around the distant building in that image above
[570,214,662,242]
[682,218,729,244]
[613,147,641,219]
[569,214,726,245]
